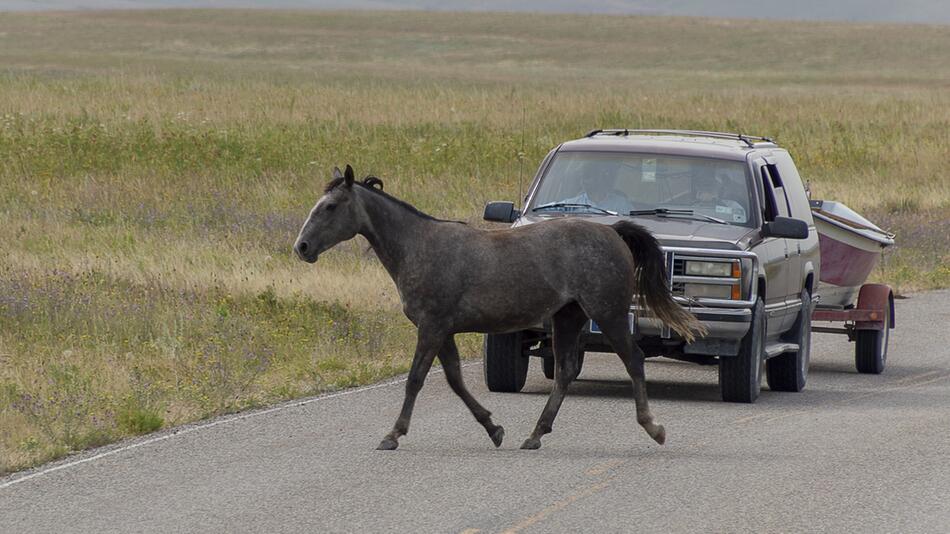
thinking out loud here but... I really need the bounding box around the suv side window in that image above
[774,152,811,218]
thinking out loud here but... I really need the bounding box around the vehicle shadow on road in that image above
[520,378,722,403]
[645,380,723,402]
[388,441,789,462]
[807,361,867,374]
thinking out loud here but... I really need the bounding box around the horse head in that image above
[293,164,368,263]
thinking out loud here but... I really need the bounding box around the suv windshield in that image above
[530,151,753,226]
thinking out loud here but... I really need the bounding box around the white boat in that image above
[811,200,895,308]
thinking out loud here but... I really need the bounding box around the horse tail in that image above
[611,220,706,343]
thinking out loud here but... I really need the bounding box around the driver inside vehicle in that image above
[560,162,634,214]
[692,173,748,223]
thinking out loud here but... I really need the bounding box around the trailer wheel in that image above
[855,306,889,374]
[484,332,529,392]
[767,289,811,392]
[542,351,585,380]
[720,297,765,403]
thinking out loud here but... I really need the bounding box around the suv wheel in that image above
[720,297,765,403]
[767,289,811,392]
[484,332,528,392]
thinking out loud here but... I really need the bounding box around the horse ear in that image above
[344,164,355,187]
[332,166,344,180]
[363,176,384,190]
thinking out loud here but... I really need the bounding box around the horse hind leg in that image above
[596,315,666,445]
[522,302,587,450]
[378,329,442,451]
[438,336,505,447]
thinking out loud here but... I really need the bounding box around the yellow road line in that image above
[584,458,626,477]
[500,477,616,534]
[495,370,950,533]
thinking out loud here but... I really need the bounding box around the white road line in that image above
[0,363,475,491]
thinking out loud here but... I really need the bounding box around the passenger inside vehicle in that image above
[559,161,634,214]
[691,171,748,223]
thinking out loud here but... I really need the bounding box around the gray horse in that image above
[294,165,702,450]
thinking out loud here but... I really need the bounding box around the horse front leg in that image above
[377,329,443,451]
[439,336,505,447]
[522,303,586,450]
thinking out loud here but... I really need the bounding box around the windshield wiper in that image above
[628,208,728,225]
[629,208,692,216]
[533,203,618,216]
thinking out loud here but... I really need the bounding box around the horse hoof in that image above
[376,438,399,451]
[489,426,505,448]
[651,425,666,445]
[520,438,542,450]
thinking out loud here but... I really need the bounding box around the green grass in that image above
[1,9,948,474]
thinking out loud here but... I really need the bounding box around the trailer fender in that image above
[855,284,894,331]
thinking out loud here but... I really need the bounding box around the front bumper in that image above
[574,305,751,358]
[633,305,752,340]
[593,246,760,357]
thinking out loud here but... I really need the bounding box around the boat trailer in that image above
[812,283,895,374]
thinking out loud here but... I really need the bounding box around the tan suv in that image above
[483,129,820,403]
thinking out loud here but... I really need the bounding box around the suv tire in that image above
[484,332,528,392]
[720,297,765,403]
[767,289,811,392]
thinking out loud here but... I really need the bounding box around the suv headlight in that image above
[684,260,739,278]
[683,260,742,300]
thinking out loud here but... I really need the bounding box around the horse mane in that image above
[324,174,465,224]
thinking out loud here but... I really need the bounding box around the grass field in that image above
[1,9,948,474]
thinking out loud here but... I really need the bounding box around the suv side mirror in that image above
[763,216,809,239]
[483,201,520,223]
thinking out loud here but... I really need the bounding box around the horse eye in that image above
[325,203,337,211]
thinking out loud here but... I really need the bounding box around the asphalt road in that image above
[3,290,949,533]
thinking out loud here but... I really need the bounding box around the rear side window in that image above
[761,164,791,219]
[774,152,812,218]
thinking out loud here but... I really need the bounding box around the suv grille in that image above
[671,257,685,296]
[672,258,686,275]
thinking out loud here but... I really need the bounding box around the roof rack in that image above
[584,129,775,148]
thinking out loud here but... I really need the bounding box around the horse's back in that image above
[503,218,634,268]
[434,218,637,331]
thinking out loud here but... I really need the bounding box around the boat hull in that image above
[816,230,882,307]
[811,201,893,308]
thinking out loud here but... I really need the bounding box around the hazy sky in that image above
[3,0,949,24]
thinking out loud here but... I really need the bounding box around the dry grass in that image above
[1,9,948,474]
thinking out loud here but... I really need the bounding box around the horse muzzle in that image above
[294,240,320,263]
